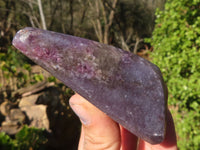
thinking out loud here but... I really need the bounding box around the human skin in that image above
[69,94,177,150]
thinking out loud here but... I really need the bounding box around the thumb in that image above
[69,94,121,150]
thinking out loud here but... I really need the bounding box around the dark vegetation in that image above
[0,0,199,149]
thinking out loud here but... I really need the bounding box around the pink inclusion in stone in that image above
[12,27,167,144]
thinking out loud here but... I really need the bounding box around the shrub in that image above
[0,125,47,150]
[148,0,200,149]
[15,125,48,150]
[0,132,17,150]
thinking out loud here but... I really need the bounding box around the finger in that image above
[78,126,84,150]
[120,125,138,150]
[69,94,121,150]
[137,109,177,150]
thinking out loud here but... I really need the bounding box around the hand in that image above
[69,94,177,150]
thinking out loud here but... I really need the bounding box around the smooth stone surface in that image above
[12,27,167,144]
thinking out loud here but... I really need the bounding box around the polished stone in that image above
[12,27,167,144]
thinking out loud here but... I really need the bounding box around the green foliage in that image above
[15,125,47,150]
[47,76,56,82]
[0,47,46,91]
[0,132,17,150]
[0,125,48,150]
[32,74,44,84]
[148,0,200,149]
[0,47,32,88]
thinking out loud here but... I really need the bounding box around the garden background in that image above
[0,0,199,149]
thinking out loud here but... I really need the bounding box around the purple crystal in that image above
[12,27,167,144]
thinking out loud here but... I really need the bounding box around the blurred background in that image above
[0,0,200,149]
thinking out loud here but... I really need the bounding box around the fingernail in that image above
[70,103,91,125]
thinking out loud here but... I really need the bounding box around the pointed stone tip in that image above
[12,27,39,55]
[12,27,36,47]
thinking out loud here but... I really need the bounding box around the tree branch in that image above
[37,0,47,30]
[103,0,117,44]
[133,34,143,54]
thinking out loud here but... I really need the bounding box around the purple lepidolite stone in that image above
[12,27,167,144]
